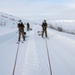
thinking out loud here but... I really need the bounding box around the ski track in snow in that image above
[22,26,41,75]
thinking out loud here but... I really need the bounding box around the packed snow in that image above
[0,12,75,75]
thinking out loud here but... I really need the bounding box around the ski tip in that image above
[41,37,49,39]
[17,42,19,44]
[42,37,45,39]
[47,37,49,39]
[22,42,24,43]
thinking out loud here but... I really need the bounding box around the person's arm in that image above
[46,23,48,28]
[21,23,25,28]
[42,23,43,28]
[23,23,25,28]
[23,25,25,28]
[17,24,19,28]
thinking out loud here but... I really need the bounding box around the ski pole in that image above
[45,39,52,75]
[12,42,20,75]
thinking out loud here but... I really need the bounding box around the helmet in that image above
[44,20,46,22]
[18,20,22,22]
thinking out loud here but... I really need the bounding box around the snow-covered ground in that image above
[0,12,75,75]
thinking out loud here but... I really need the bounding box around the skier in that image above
[27,22,30,31]
[42,20,48,38]
[17,20,25,42]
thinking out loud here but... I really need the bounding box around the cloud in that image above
[0,0,75,20]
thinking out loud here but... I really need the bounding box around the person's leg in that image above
[18,32,21,41]
[45,29,47,38]
[29,26,30,30]
[28,27,29,31]
[27,27,28,31]
[42,29,44,37]
[22,31,25,41]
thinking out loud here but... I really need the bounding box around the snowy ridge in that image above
[0,12,32,28]
[0,12,19,27]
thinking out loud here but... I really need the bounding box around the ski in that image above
[46,37,49,39]
[17,42,20,44]
[42,37,45,39]
[22,41,24,43]
[17,40,25,44]
[42,37,49,39]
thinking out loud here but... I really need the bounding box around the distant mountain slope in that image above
[47,20,75,35]
[0,12,32,27]
[0,12,20,27]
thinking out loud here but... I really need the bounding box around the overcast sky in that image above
[0,0,75,20]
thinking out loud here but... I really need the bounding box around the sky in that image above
[0,0,75,21]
